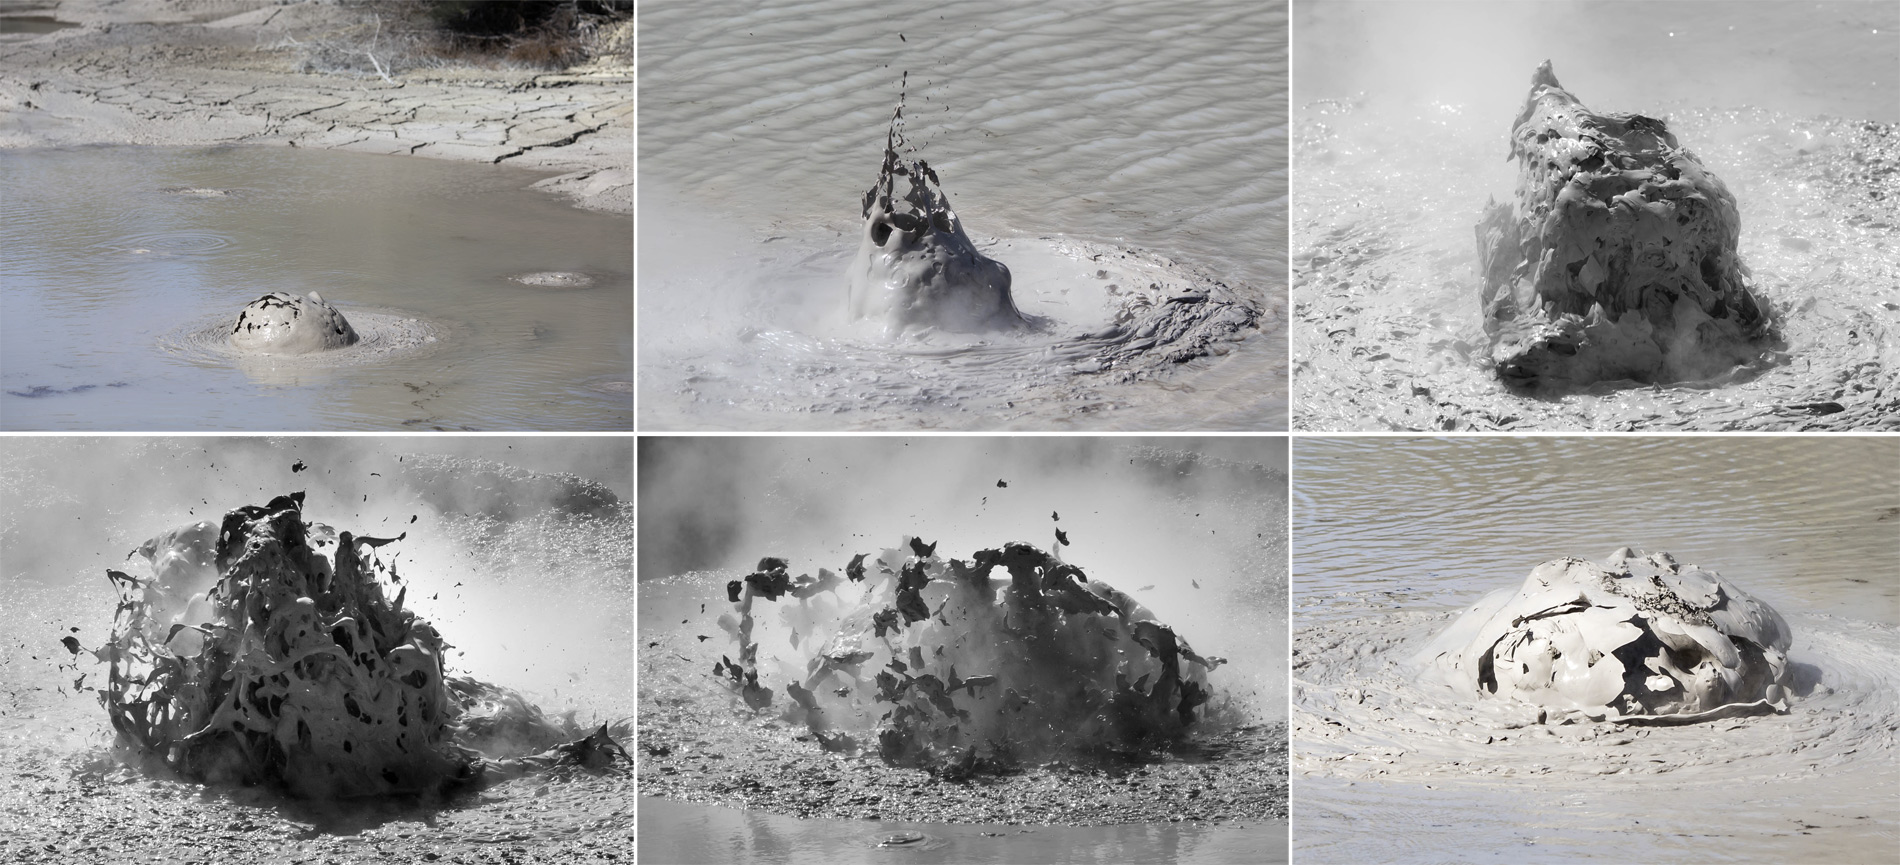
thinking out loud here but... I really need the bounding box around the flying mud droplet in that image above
[848,77,1025,334]
[228,291,360,355]
[1476,61,1778,391]
[1412,548,1793,723]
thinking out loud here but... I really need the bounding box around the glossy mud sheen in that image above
[639,0,1288,430]
[1291,436,1900,863]
[0,146,631,430]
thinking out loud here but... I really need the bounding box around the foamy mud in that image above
[0,438,634,865]
[639,0,1288,430]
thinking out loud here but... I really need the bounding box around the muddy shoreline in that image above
[0,0,631,214]
[637,628,1290,827]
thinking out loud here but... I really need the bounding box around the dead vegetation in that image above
[269,0,633,79]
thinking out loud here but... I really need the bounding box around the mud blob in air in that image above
[716,540,1222,772]
[1476,62,1777,391]
[848,82,1025,334]
[1412,548,1793,724]
[228,291,360,354]
[98,493,627,798]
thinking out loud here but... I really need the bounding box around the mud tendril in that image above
[98,491,627,798]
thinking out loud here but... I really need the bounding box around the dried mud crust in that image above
[1292,108,1900,431]
[0,0,631,214]
[638,629,1288,826]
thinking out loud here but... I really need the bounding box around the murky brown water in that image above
[1292,436,1900,863]
[0,146,631,430]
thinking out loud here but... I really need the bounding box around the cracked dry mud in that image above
[0,0,630,214]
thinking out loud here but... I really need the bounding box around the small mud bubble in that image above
[874,831,927,847]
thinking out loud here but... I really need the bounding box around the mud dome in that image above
[1477,63,1776,391]
[164,305,446,374]
[1411,549,1792,723]
[228,291,359,354]
[98,492,626,799]
[715,541,1222,772]
[849,84,1024,334]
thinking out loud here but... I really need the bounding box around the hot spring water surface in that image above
[0,146,631,430]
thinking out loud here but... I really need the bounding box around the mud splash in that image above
[94,492,627,799]
[849,77,1023,335]
[1477,62,1777,391]
[714,540,1223,772]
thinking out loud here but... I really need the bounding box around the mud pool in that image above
[637,438,1290,859]
[638,0,1288,430]
[0,438,634,864]
[1292,1,1899,430]
[1291,436,1900,863]
[638,795,1287,865]
[0,146,632,430]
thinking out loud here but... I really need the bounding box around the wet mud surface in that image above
[1295,103,1899,431]
[0,0,631,213]
[1290,436,1900,863]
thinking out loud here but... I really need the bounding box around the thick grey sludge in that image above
[1413,548,1792,723]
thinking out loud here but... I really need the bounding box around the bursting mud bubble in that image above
[1476,62,1778,391]
[96,492,627,799]
[715,541,1222,773]
[849,77,1025,335]
[1412,549,1793,724]
[227,292,361,355]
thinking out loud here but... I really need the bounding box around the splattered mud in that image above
[638,0,1287,430]
[637,438,1290,837]
[0,438,634,865]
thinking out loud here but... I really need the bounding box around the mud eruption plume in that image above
[716,540,1222,771]
[1476,62,1776,391]
[848,74,1025,334]
[1413,549,1793,724]
[100,492,626,798]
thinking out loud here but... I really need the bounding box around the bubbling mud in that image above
[1476,62,1778,391]
[229,292,360,355]
[163,304,446,372]
[848,80,1024,335]
[713,539,1223,772]
[1411,549,1792,724]
[94,492,627,799]
[510,272,597,289]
